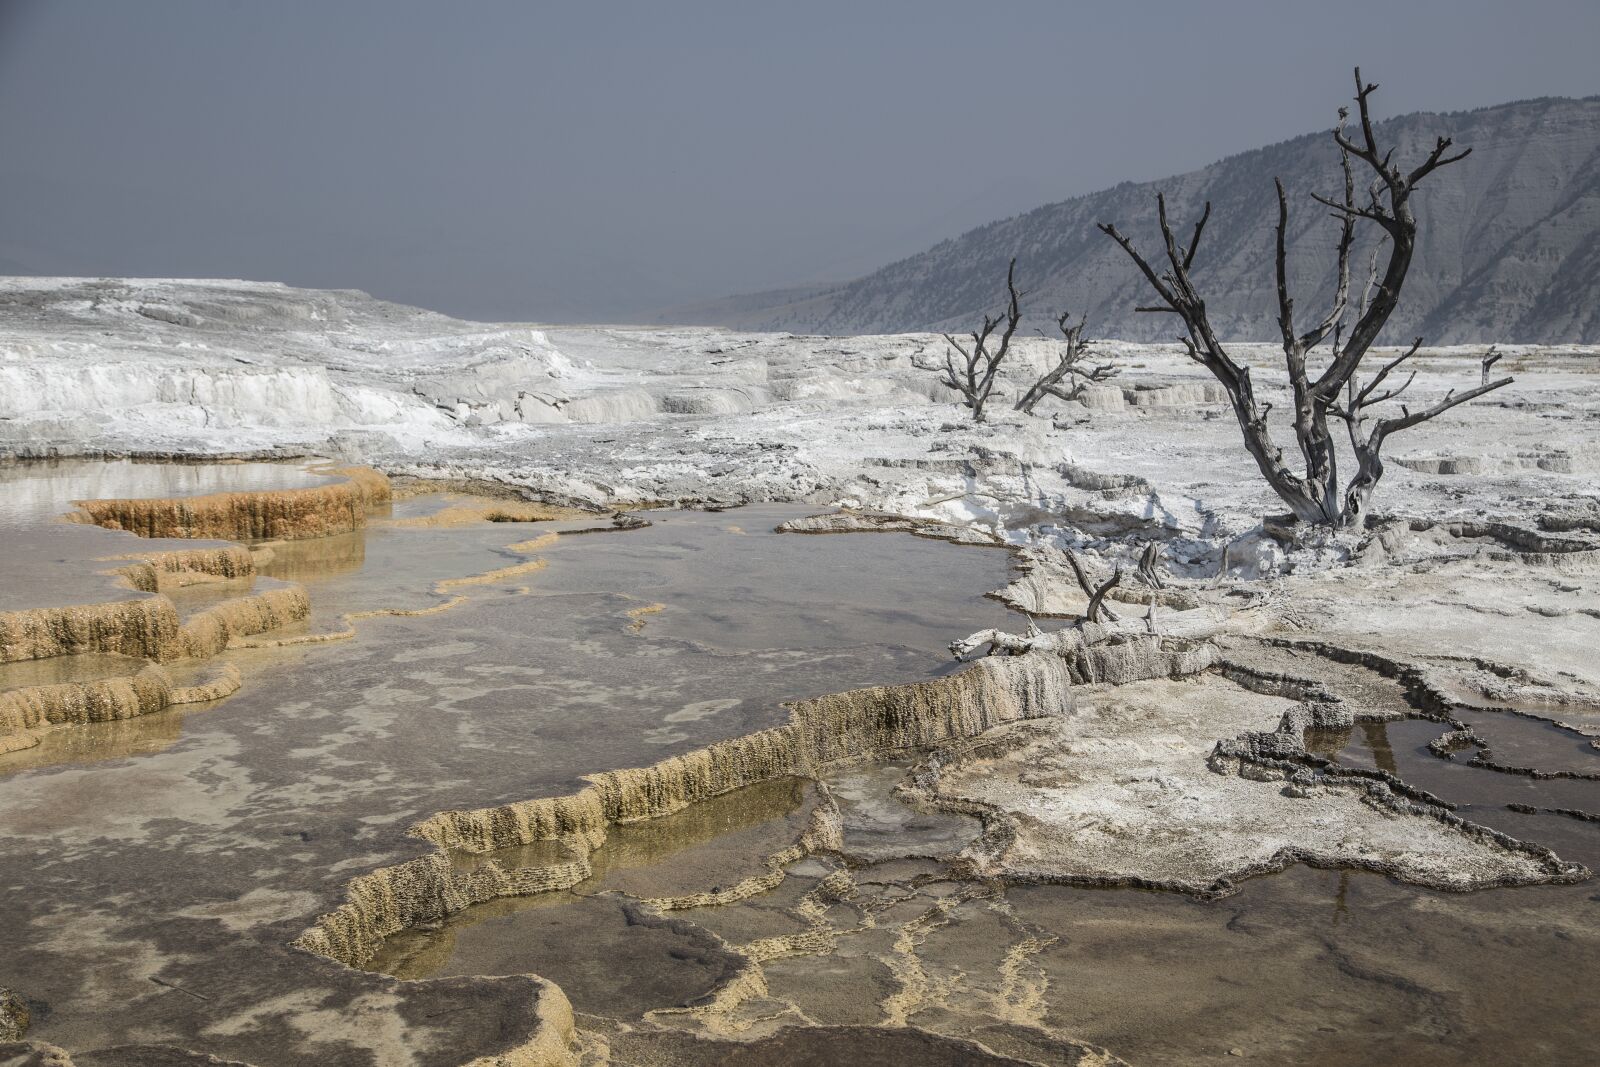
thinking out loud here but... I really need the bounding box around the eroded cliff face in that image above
[112,546,257,593]
[0,544,301,667]
[172,586,310,660]
[0,560,306,750]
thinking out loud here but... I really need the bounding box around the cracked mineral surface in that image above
[3,281,1599,1065]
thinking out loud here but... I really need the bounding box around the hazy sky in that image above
[2,0,1597,322]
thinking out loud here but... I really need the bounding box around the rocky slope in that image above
[663,96,1600,343]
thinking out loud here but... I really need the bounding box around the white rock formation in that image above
[4,277,1598,581]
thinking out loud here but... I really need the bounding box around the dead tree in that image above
[1097,69,1513,529]
[1135,542,1164,633]
[1014,312,1118,414]
[1480,346,1502,385]
[1134,542,1165,589]
[940,258,1022,422]
[1062,547,1121,622]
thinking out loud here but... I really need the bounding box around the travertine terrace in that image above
[2,280,1599,1065]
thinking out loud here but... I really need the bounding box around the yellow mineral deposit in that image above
[386,496,589,528]
[0,662,241,753]
[0,579,309,668]
[641,794,843,912]
[110,545,257,593]
[739,868,854,964]
[295,648,1086,967]
[293,621,1219,1044]
[505,531,562,554]
[0,466,391,752]
[466,982,577,1067]
[69,465,391,541]
[624,602,665,633]
[437,557,549,591]
[172,585,311,659]
[232,594,474,650]
[0,597,179,664]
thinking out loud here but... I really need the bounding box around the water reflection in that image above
[1325,716,1600,866]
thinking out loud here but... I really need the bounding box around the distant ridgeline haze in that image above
[664,97,1600,343]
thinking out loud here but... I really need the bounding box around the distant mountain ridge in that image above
[660,96,1600,343]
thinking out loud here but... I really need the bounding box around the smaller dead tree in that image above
[1015,312,1118,414]
[941,258,1022,422]
[1134,542,1166,590]
[1135,542,1165,633]
[1085,566,1123,623]
[1480,345,1502,385]
[1062,547,1122,623]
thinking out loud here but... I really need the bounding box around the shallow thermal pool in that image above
[1,459,1597,1066]
[0,459,1025,1062]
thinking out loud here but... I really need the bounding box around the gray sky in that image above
[2,0,1597,322]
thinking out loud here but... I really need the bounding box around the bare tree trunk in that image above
[1085,568,1123,623]
[1098,69,1512,529]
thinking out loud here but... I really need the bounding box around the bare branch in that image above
[1098,223,1182,312]
[1135,542,1165,590]
[1375,375,1513,437]
[1356,239,1385,318]
[1481,345,1503,385]
[1183,201,1211,270]
[1407,137,1472,186]
[1360,370,1418,409]
[1335,67,1387,177]
[1062,548,1120,623]
[1086,567,1123,624]
[1016,307,1116,414]
[1308,191,1397,231]
[1274,178,1298,351]
[1298,138,1358,352]
[1352,338,1423,408]
[1156,194,1189,284]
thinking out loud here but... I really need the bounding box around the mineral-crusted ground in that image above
[2,279,1599,1065]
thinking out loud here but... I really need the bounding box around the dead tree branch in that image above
[1062,547,1120,622]
[1085,567,1123,623]
[1135,542,1164,634]
[1135,542,1165,589]
[1097,68,1511,529]
[1481,345,1502,385]
[1015,311,1119,414]
[940,258,1023,422]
